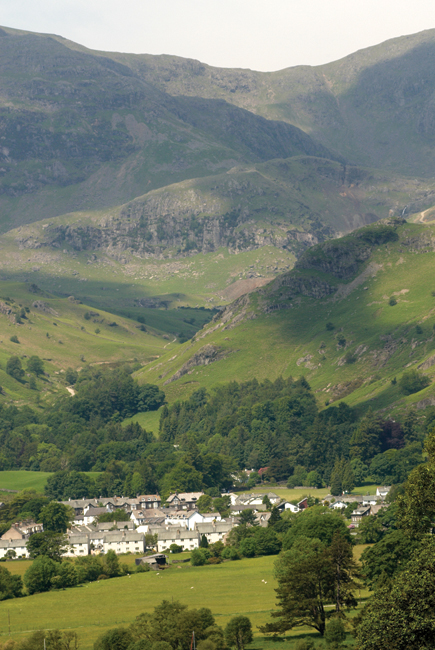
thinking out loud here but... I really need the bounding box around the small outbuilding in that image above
[135,554,167,570]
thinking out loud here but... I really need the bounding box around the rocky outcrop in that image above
[295,219,404,280]
[27,206,324,260]
[262,273,337,301]
[32,301,58,316]
[164,344,229,384]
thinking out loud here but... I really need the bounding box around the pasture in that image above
[1,547,369,650]
[0,471,101,493]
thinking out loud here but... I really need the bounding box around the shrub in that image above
[221,547,241,561]
[389,297,397,306]
[6,356,24,380]
[324,618,346,646]
[344,351,356,364]
[9,335,19,343]
[295,640,315,650]
[191,548,210,566]
[94,627,133,650]
[399,370,430,395]
[239,537,256,558]
[65,368,78,385]
[27,356,44,376]
[326,322,335,331]
[169,543,183,554]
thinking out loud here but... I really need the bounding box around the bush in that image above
[6,356,24,380]
[136,562,151,573]
[326,322,335,331]
[294,640,315,650]
[239,537,256,558]
[324,618,346,646]
[389,297,397,306]
[221,547,241,561]
[169,543,183,554]
[94,627,133,650]
[27,356,44,376]
[191,548,210,566]
[344,351,356,364]
[9,335,19,343]
[65,368,78,385]
[399,370,430,395]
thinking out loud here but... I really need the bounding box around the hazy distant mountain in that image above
[112,29,435,177]
[0,26,334,231]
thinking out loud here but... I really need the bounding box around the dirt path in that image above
[163,337,177,349]
[415,205,435,223]
[66,386,76,396]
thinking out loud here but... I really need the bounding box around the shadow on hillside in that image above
[0,271,215,339]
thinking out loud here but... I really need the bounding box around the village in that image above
[0,487,391,561]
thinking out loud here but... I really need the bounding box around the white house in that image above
[154,528,200,553]
[102,531,145,555]
[63,535,90,557]
[329,500,348,510]
[166,492,204,510]
[0,539,30,559]
[201,512,222,524]
[83,505,113,525]
[376,486,391,499]
[165,510,205,530]
[277,501,299,513]
[196,522,234,545]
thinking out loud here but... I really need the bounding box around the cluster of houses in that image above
[0,487,391,558]
[324,486,391,527]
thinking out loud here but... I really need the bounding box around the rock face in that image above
[164,344,228,384]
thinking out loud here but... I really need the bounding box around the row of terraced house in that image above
[0,491,301,558]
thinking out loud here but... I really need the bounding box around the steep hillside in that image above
[0,279,181,406]
[113,29,435,177]
[0,26,334,230]
[137,218,435,417]
[2,157,435,322]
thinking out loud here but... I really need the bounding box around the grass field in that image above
[0,471,101,493]
[0,472,53,492]
[123,408,163,436]
[1,548,369,650]
[251,486,330,501]
[251,485,380,501]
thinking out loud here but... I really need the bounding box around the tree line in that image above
[0,368,430,504]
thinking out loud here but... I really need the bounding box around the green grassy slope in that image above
[1,553,367,649]
[0,280,180,405]
[137,218,435,417]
